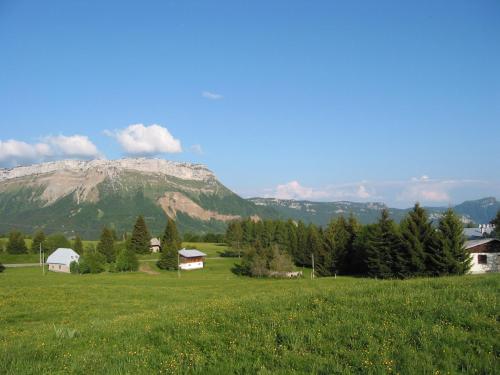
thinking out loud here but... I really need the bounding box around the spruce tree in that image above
[97,227,115,263]
[273,221,288,249]
[306,224,324,274]
[73,235,84,255]
[343,215,361,274]
[378,209,404,278]
[31,230,47,254]
[439,209,470,275]
[286,220,298,257]
[400,203,437,276]
[6,230,28,254]
[157,218,181,270]
[324,216,350,275]
[295,221,308,266]
[128,215,151,254]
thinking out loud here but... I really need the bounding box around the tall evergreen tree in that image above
[31,230,47,254]
[295,221,308,266]
[226,221,243,255]
[324,216,350,275]
[360,211,401,278]
[97,227,116,263]
[400,203,438,276]
[342,215,361,274]
[73,234,84,255]
[439,209,470,275]
[128,215,151,254]
[157,218,181,270]
[273,221,288,249]
[6,230,28,254]
[306,224,324,274]
[286,220,298,257]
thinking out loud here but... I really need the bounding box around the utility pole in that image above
[311,253,315,280]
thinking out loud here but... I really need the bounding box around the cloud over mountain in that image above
[106,124,182,155]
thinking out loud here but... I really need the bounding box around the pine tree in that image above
[97,227,115,263]
[226,221,243,256]
[31,230,47,254]
[378,209,404,278]
[324,216,350,275]
[439,209,470,275]
[306,224,324,274]
[157,218,181,270]
[286,220,298,257]
[294,221,308,266]
[128,215,151,254]
[273,221,288,249]
[6,230,28,254]
[400,203,438,276]
[343,215,361,274]
[73,235,84,255]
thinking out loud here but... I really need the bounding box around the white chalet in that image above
[178,249,207,270]
[46,248,80,273]
[466,239,500,274]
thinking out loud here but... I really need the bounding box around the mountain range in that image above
[0,158,497,238]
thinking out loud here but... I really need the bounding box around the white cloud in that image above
[0,135,101,167]
[266,181,374,201]
[107,124,182,155]
[45,135,101,158]
[190,144,203,155]
[202,91,223,100]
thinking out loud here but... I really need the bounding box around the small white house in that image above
[178,249,207,270]
[466,239,500,274]
[150,238,161,253]
[46,248,80,273]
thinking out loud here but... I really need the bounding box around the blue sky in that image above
[0,0,499,207]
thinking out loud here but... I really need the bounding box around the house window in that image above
[477,255,487,265]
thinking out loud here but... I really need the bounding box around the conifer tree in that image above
[378,209,404,278]
[242,219,255,245]
[286,220,298,257]
[439,209,470,275]
[6,230,28,254]
[343,215,361,274]
[73,234,84,255]
[128,215,151,254]
[226,221,243,255]
[324,216,350,275]
[295,221,308,266]
[273,221,288,249]
[97,227,115,263]
[31,230,47,254]
[306,224,324,273]
[157,218,181,270]
[400,203,437,276]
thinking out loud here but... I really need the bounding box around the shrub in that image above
[70,261,80,274]
[78,251,106,274]
[116,249,138,272]
[0,263,5,273]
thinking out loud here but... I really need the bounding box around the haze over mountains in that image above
[0,158,497,238]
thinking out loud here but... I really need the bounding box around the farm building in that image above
[150,238,161,253]
[178,249,207,270]
[466,239,500,274]
[46,248,80,273]
[464,224,496,239]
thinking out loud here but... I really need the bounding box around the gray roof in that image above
[46,248,80,265]
[465,238,500,250]
[178,249,207,258]
[464,227,495,239]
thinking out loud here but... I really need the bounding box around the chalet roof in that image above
[46,248,80,265]
[150,238,161,246]
[465,238,500,250]
[178,249,207,258]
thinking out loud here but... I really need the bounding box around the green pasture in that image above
[0,254,498,374]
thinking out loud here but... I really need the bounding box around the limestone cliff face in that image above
[0,158,261,237]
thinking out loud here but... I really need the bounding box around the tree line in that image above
[226,205,493,278]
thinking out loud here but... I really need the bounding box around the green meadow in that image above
[0,245,499,374]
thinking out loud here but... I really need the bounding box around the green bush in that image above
[70,261,79,274]
[116,249,138,272]
[0,263,5,273]
[78,252,105,274]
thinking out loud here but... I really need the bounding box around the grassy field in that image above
[0,247,499,374]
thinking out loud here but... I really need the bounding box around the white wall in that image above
[48,264,70,273]
[469,253,500,274]
[179,262,204,270]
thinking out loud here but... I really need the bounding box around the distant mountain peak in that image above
[0,158,216,182]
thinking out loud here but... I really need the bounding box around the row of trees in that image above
[226,204,477,279]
